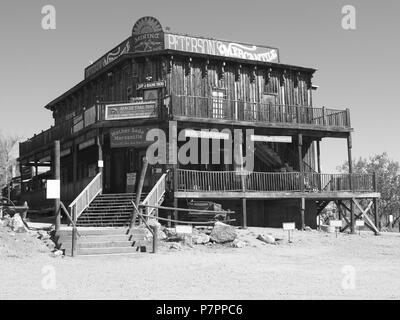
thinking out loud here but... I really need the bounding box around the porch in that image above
[174,169,380,200]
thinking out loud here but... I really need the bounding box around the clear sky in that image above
[0,0,399,172]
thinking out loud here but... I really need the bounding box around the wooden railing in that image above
[69,173,102,221]
[171,95,351,128]
[177,169,374,193]
[141,173,167,217]
[20,99,161,157]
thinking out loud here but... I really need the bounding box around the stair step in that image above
[61,240,145,249]
[67,245,152,256]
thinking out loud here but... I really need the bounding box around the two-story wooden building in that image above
[19,16,380,232]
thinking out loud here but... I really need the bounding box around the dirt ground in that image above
[1,222,400,300]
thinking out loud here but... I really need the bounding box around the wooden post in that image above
[131,157,148,228]
[373,172,379,230]
[151,225,158,254]
[316,140,321,174]
[71,206,77,257]
[97,136,103,187]
[54,140,61,232]
[300,197,305,230]
[298,134,304,192]
[242,198,247,229]
[347,134,355,233]
[72,141,78,196]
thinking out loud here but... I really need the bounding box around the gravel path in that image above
[1,226,400,300]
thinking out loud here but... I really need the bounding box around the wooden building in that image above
[19,16,380,232]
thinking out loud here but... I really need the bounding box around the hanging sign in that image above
[105,101,157,120]
[137,80,166,90]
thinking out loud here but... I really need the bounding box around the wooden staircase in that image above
[56,227,152,256]
[76,193,146,227]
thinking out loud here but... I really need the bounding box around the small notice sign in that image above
[46,180,60,199]
[355,220,365,227]
[283,222,295,231]
[175,225,193,234]
[330,220,343,228]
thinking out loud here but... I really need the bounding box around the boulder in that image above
[52,250,63,258]
[210,221,237,243]
[232,239,246,248]
[147,219,161,228]
[170,242,182,250]
[257,234,276,244]
[38,230,50,240]
[193,233,210,245]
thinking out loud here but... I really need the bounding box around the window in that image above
[212,89,224,119]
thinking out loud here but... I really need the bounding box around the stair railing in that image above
[141,173,167,218]
[69,173,102,222]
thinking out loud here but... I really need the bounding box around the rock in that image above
[170,242,182,250]
[147,219,161,228]
[38,230,50,240]
[210,222,237,243]
[158,230,167,240]
[52,250,63,257]
[45,240,56,251]
[0,219,4,227]
[9,214,27,233]
[257,234,276,244]
[193,233,210,244]
[232,239,246,248]
[304,226,313,232]
[164,228,178,238]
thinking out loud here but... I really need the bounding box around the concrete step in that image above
[64,245,152,256]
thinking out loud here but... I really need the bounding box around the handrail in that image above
[68,173,102,220]
[171,94,351,128]
[141,173,167,217]
[177,169,375,193]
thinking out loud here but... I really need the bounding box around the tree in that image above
[338,152,400,227]
[0,132,20,195]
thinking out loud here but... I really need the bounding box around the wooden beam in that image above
[53,140,61,232]
[352,198,380,235]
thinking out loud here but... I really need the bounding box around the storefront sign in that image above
[137,80,166,90]
[110,127,152,148]
[165,33,279,63]
[85,38,131,78]
[132,16,164,52]
[105,101,157,120]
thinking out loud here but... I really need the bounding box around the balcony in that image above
[20,99,161,157]
[175,169,379,199]
[171,95,351,130]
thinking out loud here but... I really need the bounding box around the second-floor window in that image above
[212,89,224,119]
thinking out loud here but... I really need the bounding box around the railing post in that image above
[373,172,380,230]
[322,106,326,126]
[346,108,351,127]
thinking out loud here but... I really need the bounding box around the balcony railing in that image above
[177,169,374,193]
[20,99,160,156]
[171,95,351,128]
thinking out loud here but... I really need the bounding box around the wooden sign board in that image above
[137,80,166,90]
[251,135,292,143]
[105,101,157,120]
[330,220,343,228]
[355,220,365,227]
[175,225,193,234]
[110,127,153,148]
[46,180,60,199]
[283,222,295,231]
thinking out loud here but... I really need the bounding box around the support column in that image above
[373,172,380,230]
[54,140,61,232]
[316,140,321,174]
[72,141,78,196]
[242,198,247,229]
[300,197,305,230]
[347,134,355,233]
[97,136,103,187]
[298,133,304,192]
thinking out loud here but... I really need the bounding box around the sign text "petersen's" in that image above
[165,33,279,63]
